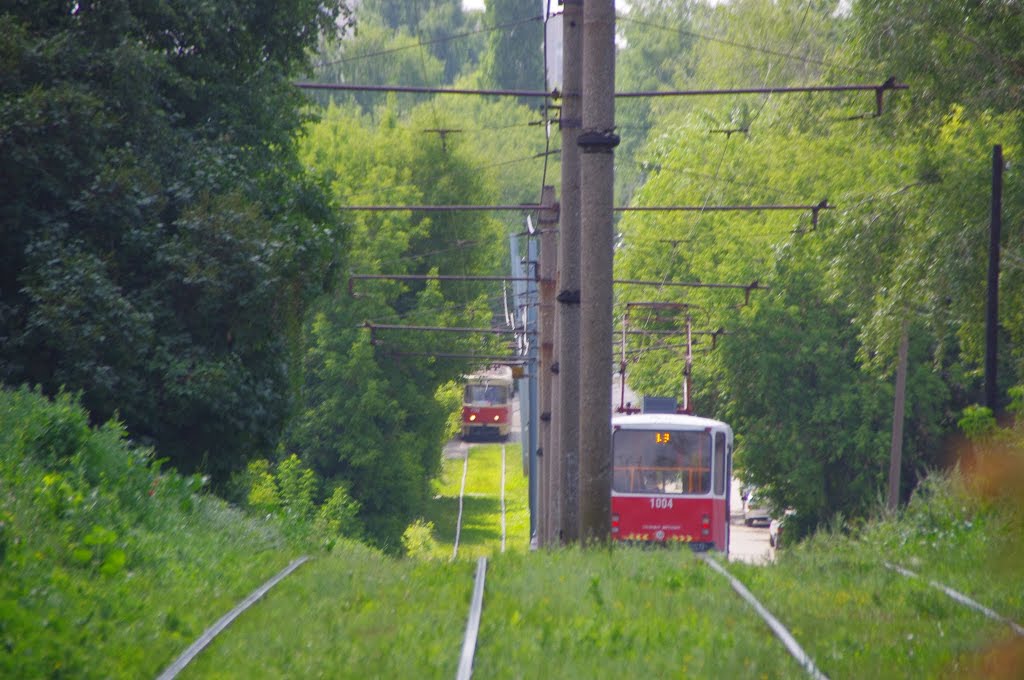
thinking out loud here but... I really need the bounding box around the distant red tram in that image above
[611,413,733,553]
[461,366,514,441]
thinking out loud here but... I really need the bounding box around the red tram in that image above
[461,366,513,441]
[611,412,733,553]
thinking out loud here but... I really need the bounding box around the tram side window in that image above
[714,432,726,495]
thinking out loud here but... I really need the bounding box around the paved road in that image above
[728,477,773,564]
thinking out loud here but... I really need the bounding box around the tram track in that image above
[451,443,509,560]
[155,556,309,680]
[700,553,830,679]
[884,561,1024,636]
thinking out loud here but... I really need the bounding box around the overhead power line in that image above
[313,15,544,69]
[616,14,878,77]
[294,79,906,115]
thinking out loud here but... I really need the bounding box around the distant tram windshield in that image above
[613,429,712,495]
[464,385,509,404]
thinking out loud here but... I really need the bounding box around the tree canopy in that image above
[614,0,1023,536]
[0,1,348,481]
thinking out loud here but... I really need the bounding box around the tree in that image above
[478,0,544,95]
[0,1,348,482]
[288,103,506,549]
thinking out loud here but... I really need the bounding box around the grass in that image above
[181,544,475,679]
[0,387,295,679]
[422,442,530,560]
[6,387,1023,678]
[474,548,801,678]
[729,545,1015,678]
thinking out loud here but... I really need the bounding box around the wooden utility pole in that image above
[556,0,583,545]
[887,319,909,511]
[985,145,1003,410]
[578,0,617,544]
[538,186,558,547]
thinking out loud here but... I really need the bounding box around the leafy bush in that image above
[238,455,365,547]
[316,483,363,545]
[401,519,439,559]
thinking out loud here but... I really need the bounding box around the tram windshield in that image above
[464,384,509,404]
[612,429,712,495]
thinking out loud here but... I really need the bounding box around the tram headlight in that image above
[469,414,477,422]
[493,415,500,422]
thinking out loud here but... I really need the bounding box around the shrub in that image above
[401,519,439,559]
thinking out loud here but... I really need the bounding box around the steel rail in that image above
[884,562,1024,635]
[700,554,830,679]
[155,556,310,680]
[500,444,507,553]
[452,448,471,561]
[457,557,489,680]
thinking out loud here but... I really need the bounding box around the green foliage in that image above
[315,483,363,545]
[312,0,483,100]
[277,454,318,520]
[435,380,464,441]
[0,0,349,483]
[401,519,440,559]
[958,405,998,442]
[613,0,1023,539]
[287,103,508,550]
[246,460,282,513]
[477,0,544,96]
[0,386,292,678]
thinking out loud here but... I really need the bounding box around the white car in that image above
[742,489,771,526]
[769,510,796,548]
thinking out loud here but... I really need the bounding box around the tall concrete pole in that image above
[577,0,617,544]
[556,0,583,545]
[538,185,558,547]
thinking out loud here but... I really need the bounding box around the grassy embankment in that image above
[4,387,1022,678]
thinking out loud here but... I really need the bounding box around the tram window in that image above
[714,432,726,495]
[612,429,712,495]
[464,385,509,404]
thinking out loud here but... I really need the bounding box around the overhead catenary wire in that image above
[313,15,544,69]
[616,14,877,77]
[294,79,906,115]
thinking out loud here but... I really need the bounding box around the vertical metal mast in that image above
[577,0,617,544]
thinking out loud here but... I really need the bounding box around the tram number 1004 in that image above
[650,498,674,509]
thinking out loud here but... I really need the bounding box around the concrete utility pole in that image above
[538,186,558,547]
[556,0,583,546]
[985,145,1003,410]
[577,0,617,544]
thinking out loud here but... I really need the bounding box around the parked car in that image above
[742,488,771,526]
[769,509,796,548]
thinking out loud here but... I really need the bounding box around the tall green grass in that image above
[0,387,294,678]
[5,386,1021,678]
[422,443,530,560]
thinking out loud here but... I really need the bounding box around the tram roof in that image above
[612,412,731,432]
